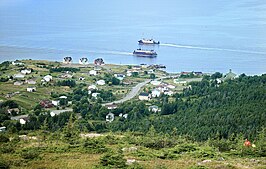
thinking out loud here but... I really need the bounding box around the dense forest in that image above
[109,74,266,141]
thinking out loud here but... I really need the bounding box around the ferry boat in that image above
[79,57,89,65]
[133,49,157,57]
[138,39,160,45]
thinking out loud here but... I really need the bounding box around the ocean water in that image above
[0,0,266,74]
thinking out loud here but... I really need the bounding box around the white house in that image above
[0,126,6,132]
[92,92,100,98]
[52,100,60,106]
[59,96,67,99]
[12,61,23,66]
[114,74,125,81]
[7,108,20,115]
[26,79,37,85]
[151,89,161,98]
[148,105,159,113]
[89,70,97,76]
[43,75,53,82]
[14,81,23,86]
[19,117,29,125]
[88,85,97,90]
[26,87,36,92]
[164,90,174,96]
[123,114,128,119]
[13,73,25,79]
[96,80,105,86]
[21,69,31,74]
[106,104,118,110]
[106,113,115,122]
[139,92,151,101]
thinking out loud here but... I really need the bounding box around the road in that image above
[102,79,151,106]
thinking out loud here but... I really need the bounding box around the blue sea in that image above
[0,0,266,74]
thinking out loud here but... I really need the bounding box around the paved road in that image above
[103,79,151,106]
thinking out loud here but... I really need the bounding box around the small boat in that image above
[133,49,157,57]
[138,39,160,45]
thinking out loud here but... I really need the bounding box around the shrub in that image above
[20,148,40,160]
[0,158,10,169]
[0,134,9,143]
[100,149,126,168]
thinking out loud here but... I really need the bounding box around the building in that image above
[7,108,20,115]
[173,79,187,84]
[14,81,23,86]
[106,113,115,122]
[151,89,161,98]
[139,92,151,101]
[150,80,161,86]
[21,69,32,74]
[40,100,54,108]
[89,70,97,76]
[13,73,25,79]
[43,75,53,82]
[114,74,125,81]
[164,90,174,96]
[96,80,105,86]
[12,61,23,66]
[106,104,118,110]
[148,105,159,113]
[0,126,7,132]
[52,100,60,106]
[26,79,37,85]
[92,92,100,98]
[26,87,36,92]
[19,117,30,125]
[224,69,237,80]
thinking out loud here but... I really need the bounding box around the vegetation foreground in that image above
[0,60,265,168]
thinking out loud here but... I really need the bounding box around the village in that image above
[0,58,237,127]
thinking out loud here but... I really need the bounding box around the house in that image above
[139,92,151,101]
[164,90,174,96]
[26,86,36,92]
[224,69,237,80]
[106,113,115,122]
[151,89,161,98]
[123,114,128,119]
[114,74,125,81]
[0,126,6,132]
[63,56,72,64]
[59,96,67,99]
[89,70,97,76]
[88,85,98,94]
[60,73,73,79]
[140,64,148,68]
[12,61,23,66]
[40,100,53,108]
[148,105,159,113]
[96,80,105,86]
[106,104,118,110]
[13,73,25,79]
[14,81,23,86]
[19,117,30,125]
[7,108,20,115]
[148,69,154,74]
[92,92,100,98]
[21,69,32,74]
[193,71,203,76]
[43,75,53,82]
[52,100,60,106]
[79,77,85,81]
[126,71,132,77]
[26,79,37,85]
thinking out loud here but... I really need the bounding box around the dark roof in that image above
[139,92,149,96]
